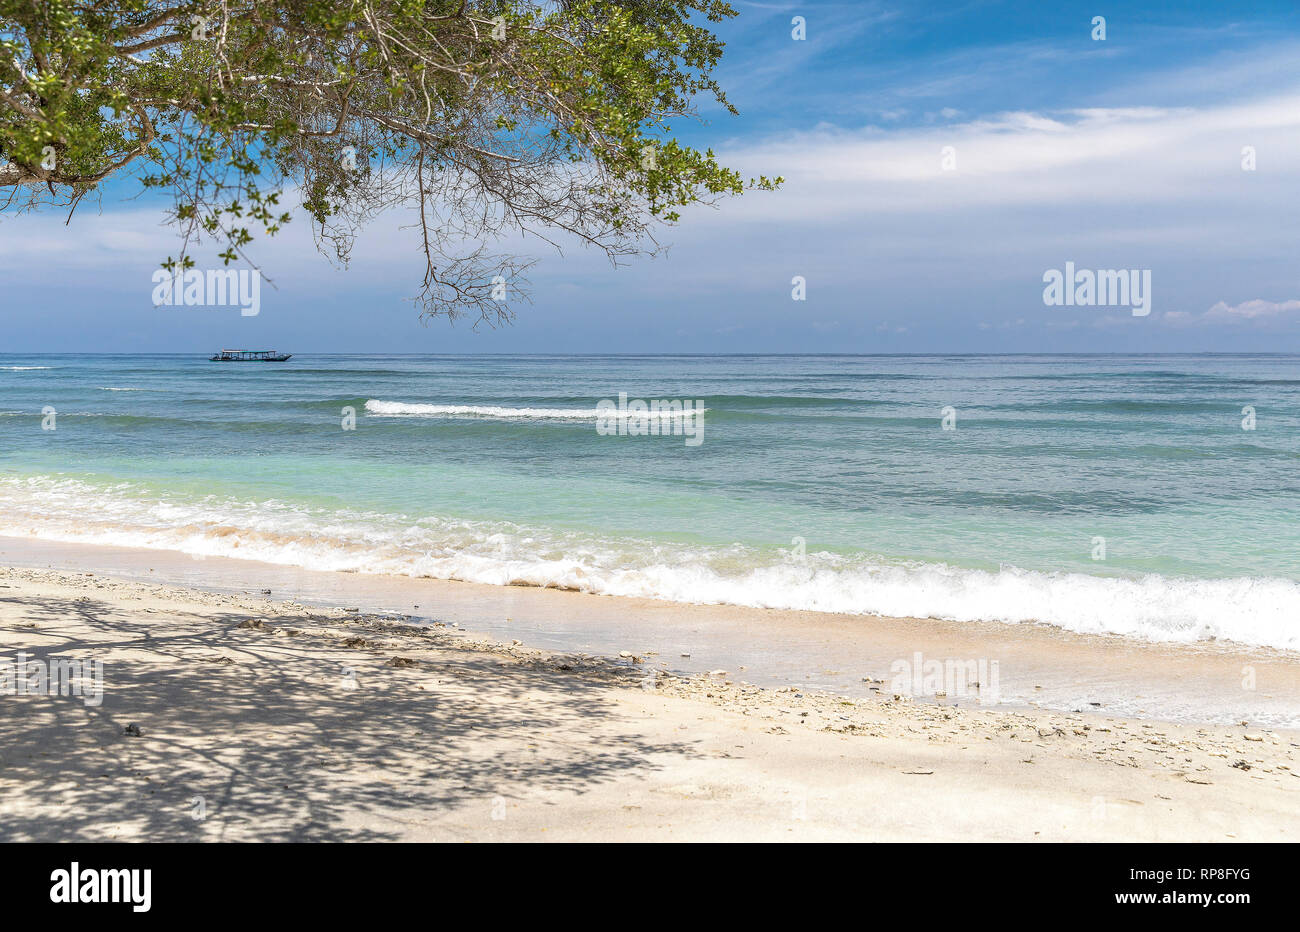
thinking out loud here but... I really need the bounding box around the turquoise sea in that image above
[2,353,1298,649]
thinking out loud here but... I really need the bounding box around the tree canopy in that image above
[0,0,779,323]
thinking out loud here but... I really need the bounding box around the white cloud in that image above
[1163,298,1300,326]
[1207,298,1300,319]
[707,90,1300,217]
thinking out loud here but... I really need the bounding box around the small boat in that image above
[209,350,292,362]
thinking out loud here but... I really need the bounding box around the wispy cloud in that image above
[1162,299,1300,327]
[711,90,1300,218]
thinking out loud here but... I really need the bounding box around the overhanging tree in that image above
[0,0,779,323]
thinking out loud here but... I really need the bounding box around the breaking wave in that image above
[364,399,704,420]
[1,475,1297,651]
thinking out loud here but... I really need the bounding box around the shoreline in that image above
[1,563,1297,841]
[4,535,1300,729]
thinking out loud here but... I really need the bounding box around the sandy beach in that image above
[2,564,1297,842]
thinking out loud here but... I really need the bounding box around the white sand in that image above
[1,566,1296,842]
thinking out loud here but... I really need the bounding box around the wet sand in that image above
[5,536,1300,729]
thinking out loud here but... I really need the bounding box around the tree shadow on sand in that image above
[0,591,699,841]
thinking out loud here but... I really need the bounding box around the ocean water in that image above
[2,353,1298,650]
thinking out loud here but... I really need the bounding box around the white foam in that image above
[364,399,703,420]
[0,366,51,371]
[1,476,1297,651]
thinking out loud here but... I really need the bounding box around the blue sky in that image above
[3,0,1300,353]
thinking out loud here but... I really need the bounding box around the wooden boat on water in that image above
[209,350,292,362]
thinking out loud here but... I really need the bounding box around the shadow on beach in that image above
[0,589,696,841]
